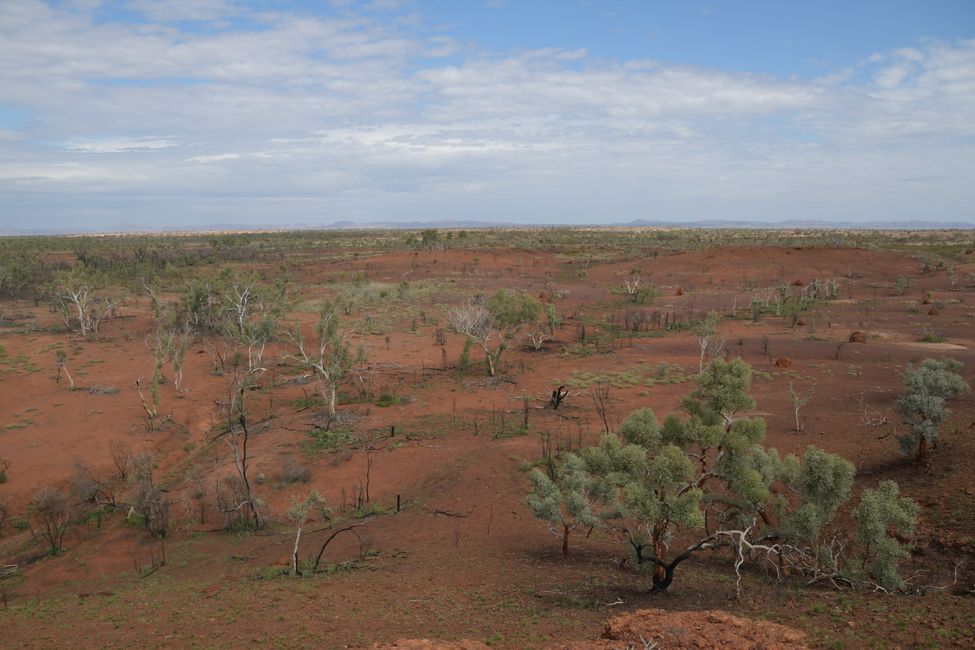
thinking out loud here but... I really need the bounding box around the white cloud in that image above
[187,151,274,163]
[123,0,238,23]
[875,63,911,88]
[0,2,972,228]
[64,137,179,153]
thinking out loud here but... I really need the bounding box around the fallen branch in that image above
[432,509,469,518]
[312,519,373,572]
[137,562,164,580]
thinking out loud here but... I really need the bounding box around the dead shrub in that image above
[131,453,169,538]
[31,487,70,555]
[111,441,132,480]
[87,385,119,395]
[278,458,311,484]
[71,461,116,507]
[214,476,261,531]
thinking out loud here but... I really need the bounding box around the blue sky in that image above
[1,1,973,230]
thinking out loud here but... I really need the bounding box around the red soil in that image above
[1,242,974,648]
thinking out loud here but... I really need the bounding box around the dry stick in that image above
[135,378,157,431]
[590,384,611,434]
[433,509,469,518]
[292,520,304,576]
[312,521,372,572]
[56,353,74,389]
[364,447,375,503]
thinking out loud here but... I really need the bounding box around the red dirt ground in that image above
[1,240,974,648]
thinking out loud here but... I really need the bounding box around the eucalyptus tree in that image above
[529,358,919,593]
[526,454,600,556]
[286,300,361,417]
[895,358,969,463]
[51,268,123,336]
[447,290,542,376]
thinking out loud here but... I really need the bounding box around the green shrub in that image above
[633,285,660,304]
[375,392,401,407]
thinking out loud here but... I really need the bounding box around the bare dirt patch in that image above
[1,230,974,648]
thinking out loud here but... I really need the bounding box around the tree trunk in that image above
[74,299,88,337]
[235,389,261,530]
[652,530,667,584]
[485,351,497,377]
[915,436,928,464]
[328,382,337,416]
[292,523,302,575]
[562,524,571,556]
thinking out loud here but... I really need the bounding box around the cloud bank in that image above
[1,1,973,228]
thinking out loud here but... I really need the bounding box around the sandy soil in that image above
[1,241,974,648]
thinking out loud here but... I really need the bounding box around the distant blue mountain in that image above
[2,217,973,236]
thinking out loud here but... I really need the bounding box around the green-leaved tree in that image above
[288,300,358,416]
[895,357,969,463]
[529,358,919,593]
[526,454,600,556]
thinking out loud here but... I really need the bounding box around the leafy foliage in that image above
[895,358,969,461]
[853,481,919,591]
[526,455,600,555]
[528,358,918,593]
[288,300,360,416]
[447,290,543,376]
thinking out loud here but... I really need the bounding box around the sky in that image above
[1,1,974,231]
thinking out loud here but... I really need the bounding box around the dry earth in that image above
[1,237,974,648]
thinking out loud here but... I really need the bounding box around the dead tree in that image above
[622,269,643,301]
[287,491,327,575]
[217,368,263,529]
[550,385,569,409]
[590,384,612,433]
[55,350,74,389]
[52,272,123,336]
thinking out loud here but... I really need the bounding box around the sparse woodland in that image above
[0,227,973,648]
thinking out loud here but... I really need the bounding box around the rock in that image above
[374,642,489,649]
[376,610,809,649]
[849,331,867,343]
[928,307,939,316]
[597,608,808,649]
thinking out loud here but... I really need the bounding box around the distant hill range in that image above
[2,218,973,236]
[619,219,975,230]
